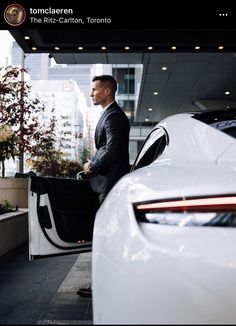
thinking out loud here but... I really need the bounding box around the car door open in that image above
[28,175,100,260]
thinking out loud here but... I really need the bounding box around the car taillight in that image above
[133,195,236,227]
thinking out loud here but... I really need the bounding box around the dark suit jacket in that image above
[89,101,130,194]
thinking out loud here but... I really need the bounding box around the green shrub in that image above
[0,200,17,215]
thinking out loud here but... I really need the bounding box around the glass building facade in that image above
[112,65,142,124]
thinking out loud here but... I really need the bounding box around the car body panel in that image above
[157,113,236,165]
[92,166,236,324]
[92,110,236,324]
[217,142,236,169]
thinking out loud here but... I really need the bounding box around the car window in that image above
[132,127,168,171]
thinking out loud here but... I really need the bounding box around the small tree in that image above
[0,66,46,163]
[0,65,86,178]
[27,115,83,177]
[28,143,83,178]
[28,115,65,177]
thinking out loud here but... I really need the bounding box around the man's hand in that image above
[84,160,92,175]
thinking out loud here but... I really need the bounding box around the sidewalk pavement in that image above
[0,243,92,325]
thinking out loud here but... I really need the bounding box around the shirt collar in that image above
[103,101,115,110]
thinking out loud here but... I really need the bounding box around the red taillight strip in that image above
[136,196,236,211]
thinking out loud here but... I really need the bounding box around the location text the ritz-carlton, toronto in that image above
[29,7,112,25]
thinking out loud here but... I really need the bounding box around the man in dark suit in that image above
[77,75,130,298]
[83,74,130,204]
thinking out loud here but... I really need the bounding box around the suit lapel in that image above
[94,102,117,146]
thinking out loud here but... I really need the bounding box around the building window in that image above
[112,67,135,95]
[118,99,135,122]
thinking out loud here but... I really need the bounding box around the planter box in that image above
[0,209,28,256]
[0,178,28,208]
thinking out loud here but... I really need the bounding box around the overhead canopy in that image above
[10,26,236,122]
[10,28,236,54]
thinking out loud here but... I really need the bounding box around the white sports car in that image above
[29,108,236,324]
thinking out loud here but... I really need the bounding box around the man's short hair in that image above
[92,75,117,95]
[9,7,18,14]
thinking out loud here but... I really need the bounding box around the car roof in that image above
[193,107,236,119]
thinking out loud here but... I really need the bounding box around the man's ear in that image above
[105,88,110,96]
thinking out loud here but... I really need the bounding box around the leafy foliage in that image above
[0,65,88,178]
[79,147,91,165]
[27,113,83,177]
[0,66,46,156]
[0,123,16,177]
[0,199,16,215]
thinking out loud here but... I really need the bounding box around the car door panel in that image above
[29,176,100,260]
